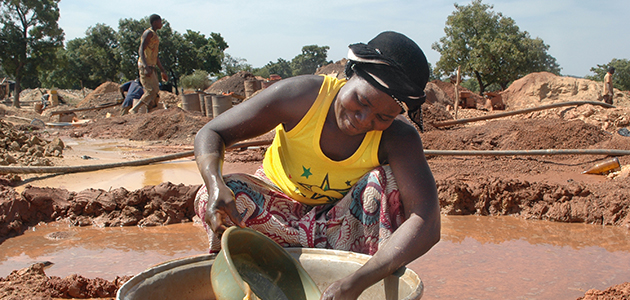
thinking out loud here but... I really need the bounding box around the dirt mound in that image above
[418,102,453,132]
[430,80,485,108]
[501,72,630,109]
[0,119,64,166]
[578,282,630,300]
[437,176,630,227]
[0,182,200,240]
[315,59,348,79]
[0,262,130,299]
[57,81,183,120]
[421,118,615,151]
[205,71,256,98]
[70,108,210,144]
[77,82,120,108]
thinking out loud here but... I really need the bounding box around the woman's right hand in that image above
[205,183,246,235]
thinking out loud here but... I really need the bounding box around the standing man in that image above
[131,14,169,114]
[603,67,615,105]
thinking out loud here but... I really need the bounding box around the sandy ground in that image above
[1,71,630,299]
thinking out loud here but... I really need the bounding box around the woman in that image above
[194,31,440,300]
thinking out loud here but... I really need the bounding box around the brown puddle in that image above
[0,222,209,279]
[4,138,630,299]
[410,215,630,300]
[1,216,629,299]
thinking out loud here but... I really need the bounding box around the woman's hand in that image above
[320,278,362,300]
[205,182,245,235]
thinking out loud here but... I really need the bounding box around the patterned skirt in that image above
[194,166,404,255]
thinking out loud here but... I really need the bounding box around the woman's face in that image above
[334,76,402,136]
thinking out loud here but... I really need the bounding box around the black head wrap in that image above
[345,31,429,131]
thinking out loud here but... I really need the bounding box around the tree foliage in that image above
[220,54,252,78]
[0,0,64,107]
[586,58,630,91]
[254,58,292,79]
[291,45,331,76]
[40,16,228,90]
[432,0,561,94]
[116,17,228,85]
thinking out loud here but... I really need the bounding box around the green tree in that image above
[117,17,227,83]
[432,0,560,94]
[83,23,121,84]
[43,24,121,90]
[291,45,331,76]
[265,58,292,79]
[586,58,630,91]
[0,0,64,107]
[220,54,252,77]
[116,17,146,81]
[39,46,79,89]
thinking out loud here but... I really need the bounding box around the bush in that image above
[180,70,211,90]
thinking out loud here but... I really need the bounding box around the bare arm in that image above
[322,121,441,299]
[157,58,167,82]
[194,75,324,234]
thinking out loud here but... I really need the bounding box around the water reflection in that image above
[440,215,630,251]
[411,215,630,300]
[0,222,209,279]
[142,164,165,187]
[1,213,628,299]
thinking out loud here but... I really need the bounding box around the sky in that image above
[57,0,630,78]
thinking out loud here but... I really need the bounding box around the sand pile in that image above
[59,82,182,120]
[315,59,348,79]
[205,71,257,98]
[77,82,120,108]
[501,72,630,109]
[70,108,210,144]
[496,73,630,133]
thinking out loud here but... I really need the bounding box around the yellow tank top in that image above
[263,75,383,205]
[137,28,159,67]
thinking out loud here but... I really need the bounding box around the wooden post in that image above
[454,66,461,119]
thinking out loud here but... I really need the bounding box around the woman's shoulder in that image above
[379,117,423,159]
[273,75,325,95]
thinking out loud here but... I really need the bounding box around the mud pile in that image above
[437,176,630,227]
[0,182,200,240]
[578,282,630,300]
[0,262,130,299]
[0,119,64,166]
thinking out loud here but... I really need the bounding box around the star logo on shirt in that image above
[297,173,351,203]
[301,166,313,179]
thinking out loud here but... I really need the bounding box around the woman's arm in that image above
[321,120,440,300]
[194,75,323,234]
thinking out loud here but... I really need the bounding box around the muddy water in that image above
[0,217,628,300]
[4,138,630,299]
[15,138,259,193]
